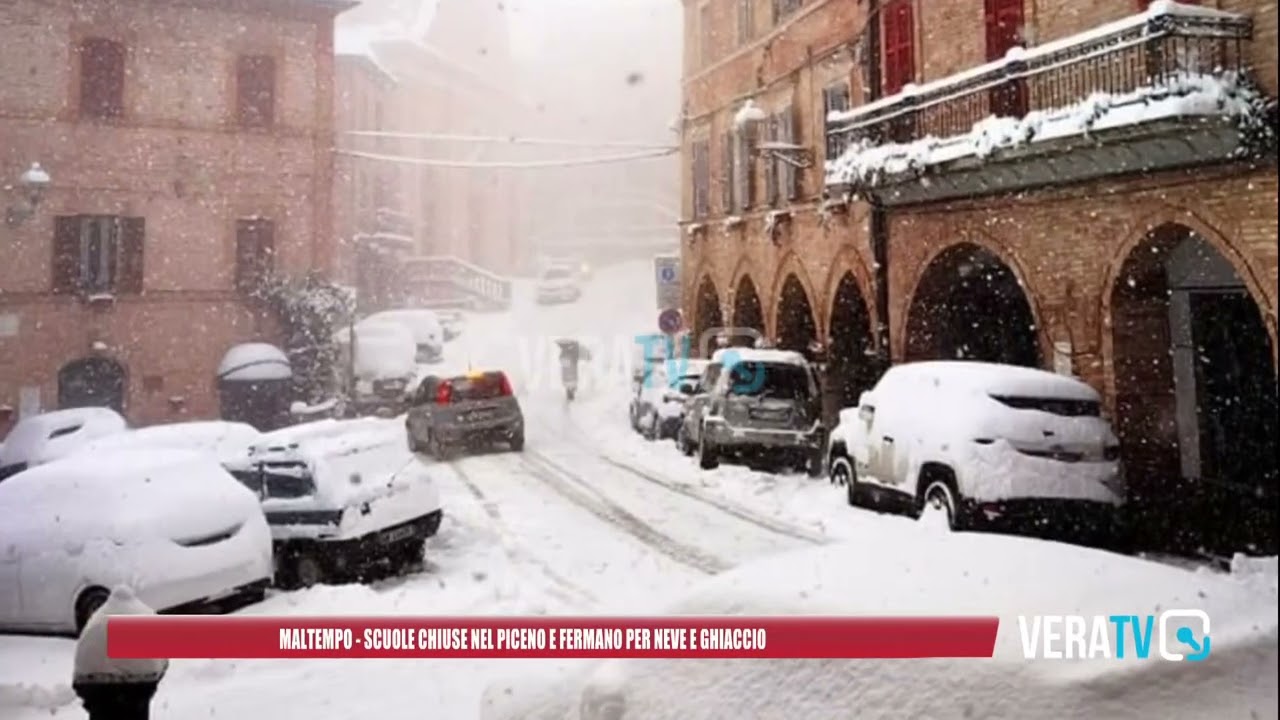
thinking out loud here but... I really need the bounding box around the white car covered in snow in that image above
[0,448,273,635]
[0,407,128,482]
[629,360,709,441]
[535,264,583,305]
[223,418,443,588]
[364,309,446,363]
[827,361,1125,541]
[335,320,419,416]
[75,420,262,464]
[481,534,1278,720]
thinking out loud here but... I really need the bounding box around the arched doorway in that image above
[905,243,1041,367]
[1111,224,1277,556]
[775,274,818,356]
[731,276,765,346]
[692,275,723,356]
[828,272,877,411]
[58,357,127,413]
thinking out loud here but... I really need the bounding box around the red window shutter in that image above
[52,216,81,293]
[882,0,915,96]
[118,217,145,294]
[984,0,1025,62]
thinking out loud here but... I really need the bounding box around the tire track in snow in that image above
[557,414,827,546]
[431,454,600,607]
[518,451,730,575]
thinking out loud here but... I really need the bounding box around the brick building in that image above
[679,0,1278,555]
[0,0,351,435]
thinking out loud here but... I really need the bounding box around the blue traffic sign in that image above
[658,265,678,283]
[658,308,683,334]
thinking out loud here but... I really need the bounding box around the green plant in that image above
[253,273,355,403]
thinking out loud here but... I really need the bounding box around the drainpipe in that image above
[865,0,892,372]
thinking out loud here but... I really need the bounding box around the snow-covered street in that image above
[2,259,1275,719]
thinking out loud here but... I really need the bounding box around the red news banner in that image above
[107,616,999,660]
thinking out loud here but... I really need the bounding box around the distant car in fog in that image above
[0,407,128,482]
[437,310,465,341]
[630,360,709,441]
[535,264,583,305]
[406,370,525,458]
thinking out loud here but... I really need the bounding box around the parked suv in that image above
[406,370,524,458]
[695,348,824,476]
[825,361,1125,544]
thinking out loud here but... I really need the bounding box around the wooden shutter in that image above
[79,39,125,118]
[52,216,81,293]
[783,105,800,201]
[882,0,915,96]
[118,217,146,294]
[237,55,276,127]
[984,0,1025,62]
[764,115,779,206]
[235,218,275,292]
[721,130,735,213]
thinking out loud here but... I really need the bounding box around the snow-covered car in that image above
[406,370,524,458]
[827,361,1126,541]
[675,354,726,457]
[481,533,1278,720]
[334,320,418,416]
[630,360,709,441]
[535,265,583,305]
[74,420,262,464]
[223,418,443,588]
[695,348,824,475]
[0,448,273,635]
[0,407,128,482]
[364,309,446,363]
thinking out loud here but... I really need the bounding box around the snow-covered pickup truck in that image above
[223,419,443,588]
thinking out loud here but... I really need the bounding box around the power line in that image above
[335,147,678,169]
[344,130,678,151]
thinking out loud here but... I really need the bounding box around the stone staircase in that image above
[403,255,513,311]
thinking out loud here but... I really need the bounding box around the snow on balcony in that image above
[823,0,1263,190]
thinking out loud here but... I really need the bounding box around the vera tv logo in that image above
[1019,610,1210,661]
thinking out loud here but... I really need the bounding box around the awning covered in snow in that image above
[217,343,292,383]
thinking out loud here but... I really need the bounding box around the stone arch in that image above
[691,273,724,354]
[1106,221,1277,556]
[731,274,765,343]
[826,271,877,412]
[768,252,820,339]
[58,356,128,414]
[774,273,819,356]
[820,246,877,340]
[903,241,1044,367]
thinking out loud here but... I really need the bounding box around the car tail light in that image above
[436,381,453,404]
[498,373,513,396]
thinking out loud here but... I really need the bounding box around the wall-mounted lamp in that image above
[5,163,52,228]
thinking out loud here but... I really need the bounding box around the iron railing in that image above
[827,5,1253,159]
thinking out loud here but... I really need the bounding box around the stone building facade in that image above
[679,0,1278,555]
[0,0,350,435]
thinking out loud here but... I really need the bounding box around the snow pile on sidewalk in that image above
[826,71,1266,187]
[486,534,1278,720]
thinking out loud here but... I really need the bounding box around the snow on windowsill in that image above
[684,223,706,236]
[721,215,744,231]
[763,210,791,236]
[825,72,1262,187]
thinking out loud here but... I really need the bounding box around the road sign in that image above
[658,308,683,335]
[654,254,681,311]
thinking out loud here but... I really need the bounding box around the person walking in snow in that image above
[73,585,169,720]
[556,339,591,401]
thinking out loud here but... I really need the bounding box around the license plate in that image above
[380,524,416,544]
[750,409,788,420]
[465,411,495,422]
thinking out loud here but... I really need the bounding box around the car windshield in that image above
[449,374,507,401]
[727,362,812,400]
[229,461,315,498]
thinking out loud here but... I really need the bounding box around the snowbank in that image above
[217,343,292,382]
[0,407,127,471]
[487,535,1278,720]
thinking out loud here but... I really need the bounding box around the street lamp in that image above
[5,162,51,228]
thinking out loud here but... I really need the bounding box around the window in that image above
[78,38,125,119]
[737,0,754,44]
[235,218,275,292]
[773,0,802,23]
[699,4,713,68]
[881,0,915,96]
[764,115,779,206]
[734,128,755,211]
[236,55,276,128]
[52,215,145,294]
[721,130,736,213]
[984,0,1025,61]
[776,106,799,202]
[690,139,711,219]
[822,83,851,159]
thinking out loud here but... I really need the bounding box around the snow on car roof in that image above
[491,535,1277,720]
[76,421,262,463]
[243,418,404,462]
[0,448,230,504]
[217,342,292,382]
[364,309,443,344]
[710,347,808,366]
[0,406,127,468]
[884,361,1100,401]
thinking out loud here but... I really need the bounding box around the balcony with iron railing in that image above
[825,1,1275,207]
